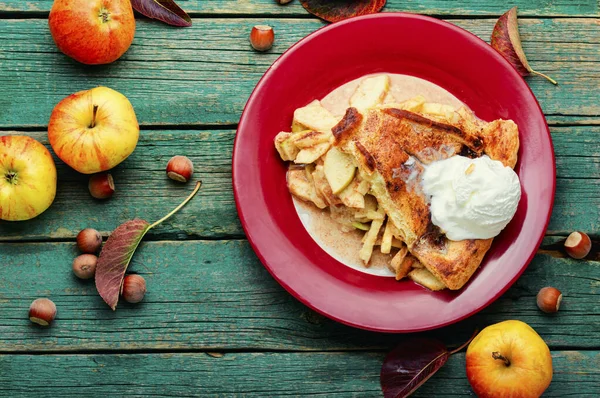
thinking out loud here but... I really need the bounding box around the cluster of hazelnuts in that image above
[29,156,196,327]
[88,155,195,200]
[28,228,147,327]
[536,231,593,314]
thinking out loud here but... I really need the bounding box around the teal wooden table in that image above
[1,1,599,396]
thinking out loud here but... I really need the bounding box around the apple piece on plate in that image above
[408,268,446,291]
[287,168,326,209]
[323,147,356,194]
[0,135,57,221]
[294,142,331,164]
[380,95,426,112]
[312,165,341,206]
[292,100,339,133]
[350,74,390,110]
[421,103,459,124]
[290,130,332,149]
[338,178,365,209]
[48,86,139,174]
[274,132,299,161]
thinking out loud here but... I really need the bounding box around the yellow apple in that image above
[0,136,57,221]
[48,86,139,174]
[466,320,553,398]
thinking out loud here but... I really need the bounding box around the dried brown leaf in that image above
[300,0,386,23]
[131,0,192,27]
[491,7,556,85]
[95,181,201,310]
[380,332,477,397]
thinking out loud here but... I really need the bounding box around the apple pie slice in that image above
[331,106,519,289]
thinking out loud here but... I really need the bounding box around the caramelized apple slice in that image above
[294,142,331,164]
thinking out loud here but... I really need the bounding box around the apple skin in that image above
[48,87,139,174]
[0,136,57,221]
[466,320,552,398]
[48,0,135,65]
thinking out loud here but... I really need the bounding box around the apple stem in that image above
[531,70,558,85]
[90,105,99,128]
[148,181,202,230]
[4,171,17,185]
[492,351,511,367]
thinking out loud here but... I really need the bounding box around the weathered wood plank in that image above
[0,0,597,17]
[0,126,598,241]
[0,18,598,128]
[0,130,240,240]
[0,240,598,352]
[0,351,598,397]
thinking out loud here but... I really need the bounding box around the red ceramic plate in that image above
[233,13,555,332]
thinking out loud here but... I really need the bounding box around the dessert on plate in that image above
[274,74,521,290]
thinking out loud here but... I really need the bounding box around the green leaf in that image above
[95,181,201,310]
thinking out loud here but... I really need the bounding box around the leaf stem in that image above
[149,181,202,230]
[531,70,558,85]
[449,329,479,355]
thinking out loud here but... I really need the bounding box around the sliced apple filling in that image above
[274,74,464,291]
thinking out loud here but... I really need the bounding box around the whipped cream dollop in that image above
[421,155,521,241]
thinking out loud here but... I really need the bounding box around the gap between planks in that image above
[0,12,598,20]
[1,118,599,133]
[1,345,598,356]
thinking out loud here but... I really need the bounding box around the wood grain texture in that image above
[0,351,598,397]
[0,125,598,241]
[0,240,598,352]
[0,18,598,128]
[0,0,597,16]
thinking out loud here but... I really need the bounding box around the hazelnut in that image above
[537,287,562,313]
[275,0,293,4]
[29,298,57,326]
[166,156,194,183]
[89,173,115,199]
[250,25,274,52]
[72,254,98,280]
[76,228,102,253]
[564,231,592,259]
[122,274,146,304]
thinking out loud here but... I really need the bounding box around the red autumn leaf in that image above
[381,332,477,397]
[381,338,449,398]
[300,0,386,23]
[491,7,556,85]
[95,181,201,310]
[131,0,192,27]
[95,219,151,310]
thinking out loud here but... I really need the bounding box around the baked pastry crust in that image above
[332,106,519,290]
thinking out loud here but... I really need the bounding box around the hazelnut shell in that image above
[537,287,562,313]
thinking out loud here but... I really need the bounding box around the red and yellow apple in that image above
[48,0,135,65]
[0,136,57,221]
[48,86,139,174]
[466,320,553,398]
